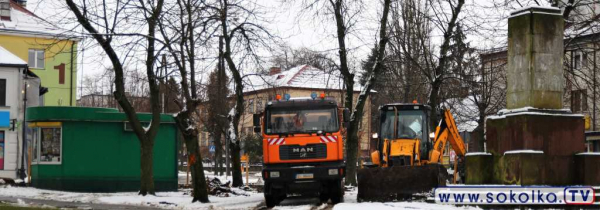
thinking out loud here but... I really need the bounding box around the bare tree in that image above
[156,0,212,202]
[215,0,273,187]
[270,45,338,71]
[324,0,392,186]
[65,0,165,195]
[203,66,230,177]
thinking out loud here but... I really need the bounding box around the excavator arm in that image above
[427,109,467,183]
[429,108,467,163]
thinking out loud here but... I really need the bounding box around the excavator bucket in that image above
[357,164,448,202]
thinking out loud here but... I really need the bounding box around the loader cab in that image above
[377,104,432,163]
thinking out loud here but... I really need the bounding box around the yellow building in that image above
[0,0,78,106]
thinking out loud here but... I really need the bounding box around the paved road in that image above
[0,196,163,210]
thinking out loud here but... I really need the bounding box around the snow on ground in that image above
[333,202,480,210]
[0,171,481,210]
[332,187,481,210]
[0,171,265,210]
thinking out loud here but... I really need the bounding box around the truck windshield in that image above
[380,110,425,140]
[265,108,339,134]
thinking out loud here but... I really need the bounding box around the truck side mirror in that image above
[253,127,261,133]
[253,114,261,127]
[343,108,351,122]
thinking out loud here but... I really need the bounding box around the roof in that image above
[0,45,26,66]
[242,65,363,94]
[267,97,338,109]
[444,96,480,132]
[26,106,176,123]
[0,0,75,39]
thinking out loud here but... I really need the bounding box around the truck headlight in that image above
[270,171,280,178]
[328,169,338,175]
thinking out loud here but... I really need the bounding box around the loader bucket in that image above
[357,164,449,202]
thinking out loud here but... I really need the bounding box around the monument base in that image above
[465,110,595,185]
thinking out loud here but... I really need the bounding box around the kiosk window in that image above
[39,127,61,163]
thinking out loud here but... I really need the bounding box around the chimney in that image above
[0,0,10,21]
[268,67,281,75]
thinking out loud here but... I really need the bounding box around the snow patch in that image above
[465,152,492,156]
[227,106,237,143]
[242,65,364,94]
[576,152,600,156]
[142,120,152,132]
[487,107,583,120]
[0,46,27,66]
[509,6,561,18]
[0,183,263,210]
[496,107,571,115]
[443,96,480,132]
[504,150,543,155]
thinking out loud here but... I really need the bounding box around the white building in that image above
[0,45,40,180]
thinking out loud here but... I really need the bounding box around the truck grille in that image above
[279,143,327,160]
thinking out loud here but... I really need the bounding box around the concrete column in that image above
[506,7,564,109]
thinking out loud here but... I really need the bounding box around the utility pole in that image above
[18,78,27,180]
[161,54,166,113]
[593,45,597,131]
[220,36,231,177]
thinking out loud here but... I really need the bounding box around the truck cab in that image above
[253,94,347,207]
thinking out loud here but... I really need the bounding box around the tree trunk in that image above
[175,112,210,203]
[139,139,155,195]
[335,0,391,186]
[344,77,357,186]
[428,80,442,129]
[230,141,243,187]
[214,131,223,176]
[345,119,360,185]
[185,134,210,202]
[477,114,486,152]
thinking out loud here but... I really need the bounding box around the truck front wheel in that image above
[265,193,278,208]
[330,179,344,204]
[264,182,284,208]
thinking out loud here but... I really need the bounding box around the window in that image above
[248,99,254,114]
[28,49,45,69]
[265,108,339,134]
[38,127,61,164]
[573,51,587,70]
[574,53,581,70]
[571,89,587,113]
[31,128,39,163]
[0,79,5,106]
[256,99,263,113]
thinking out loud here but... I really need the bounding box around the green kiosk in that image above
[26,106,178,192]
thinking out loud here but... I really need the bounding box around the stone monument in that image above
[466,7,599,186]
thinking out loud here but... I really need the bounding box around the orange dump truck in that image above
[253,95,348,207]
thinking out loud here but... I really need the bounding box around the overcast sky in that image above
[21,0,550,96]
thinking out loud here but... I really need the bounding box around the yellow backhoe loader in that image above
[357,103,467,202]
